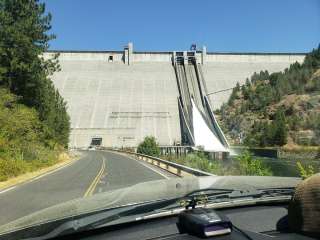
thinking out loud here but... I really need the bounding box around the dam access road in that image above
[0,151,175,225]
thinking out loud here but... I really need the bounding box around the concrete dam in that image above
[44,43,305,150]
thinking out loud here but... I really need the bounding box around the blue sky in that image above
[44,0,320,53]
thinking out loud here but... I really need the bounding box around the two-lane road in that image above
[0,151,174,225]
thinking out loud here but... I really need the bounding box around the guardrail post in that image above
[113,149,214,177]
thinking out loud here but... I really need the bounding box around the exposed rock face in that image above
[216,69,320,147]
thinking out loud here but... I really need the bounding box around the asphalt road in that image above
[0,151,174,225]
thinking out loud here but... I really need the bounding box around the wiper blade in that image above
[11,189,237,240]
[81,189,238,229]
[84,188,295,230]
[15,198,177,240]
[137,187,296,221]
[3,188,295,240]
[186,187,295,201]
[257,187,295,197]
[0,198,179,240]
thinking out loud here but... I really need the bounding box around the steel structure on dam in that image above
[44,43,305,149]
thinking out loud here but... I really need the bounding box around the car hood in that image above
[0,175,300,235]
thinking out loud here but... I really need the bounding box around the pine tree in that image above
[0,0,70,147]
[272,109,287,146]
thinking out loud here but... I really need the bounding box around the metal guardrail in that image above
[111,149,215,177]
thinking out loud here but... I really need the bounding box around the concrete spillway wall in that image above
[45,45,305,148]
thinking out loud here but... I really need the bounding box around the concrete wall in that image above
[47,55,180,148]
[133,52,172,62]
[45,49,305,148]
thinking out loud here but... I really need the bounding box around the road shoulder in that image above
[0,151,82,192]
[104,150,178,179]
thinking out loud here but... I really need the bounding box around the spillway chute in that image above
[173,51,229,153]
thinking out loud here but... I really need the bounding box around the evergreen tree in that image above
[270,109,287,146]
[228,82,240,105]
[222,44,320,147]
[0,0,69,147]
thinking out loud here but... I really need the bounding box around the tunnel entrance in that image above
[91,137,102,146]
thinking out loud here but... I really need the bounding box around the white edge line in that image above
[127,155,170,180]
[0,186,16,195]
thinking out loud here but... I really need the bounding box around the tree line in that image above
[220,45,320,147]
[0,0,70,148]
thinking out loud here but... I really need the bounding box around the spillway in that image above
[45,43,305,149]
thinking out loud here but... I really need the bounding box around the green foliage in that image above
[228,82,240,105]
[162,151,273,176]
[0,88,60,181]
[228,45,319,102]
[303,44,320,70]
[184,152,222,173]
[137,136,160,157]
[316,147,320,159]
[163,152,225,175]
[296,161,315,180]
[0,154,58,182]
[244,109,287,147]
[221,45,320,147]
[0,0,70,147]
[236,151,272,176]
[270,109,288,146]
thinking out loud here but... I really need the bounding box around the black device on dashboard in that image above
[177,208,232,238]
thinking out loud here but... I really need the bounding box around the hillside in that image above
[0,88,65,181]
[216,46,320,148]
[0,1,70,181]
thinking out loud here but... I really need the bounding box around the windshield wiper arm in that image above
[257,187,295,197]
[4,188,295,240]
[16,189,237,239]
[11,198,180,240]
[74,188,238,230]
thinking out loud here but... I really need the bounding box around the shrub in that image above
[162,150,273,176]
[163,152,224,175]
[0,158,26,181]
[317,147,320,159]
[297,161,315,179]
[236,151,272,176]
[137,136,160,157]
[0,89,62,182]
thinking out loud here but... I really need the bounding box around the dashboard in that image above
[55,204,316,240]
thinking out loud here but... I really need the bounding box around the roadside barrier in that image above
[110,149,215,177]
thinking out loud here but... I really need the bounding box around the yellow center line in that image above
[83,159,106,197]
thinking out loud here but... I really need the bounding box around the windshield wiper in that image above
[136,187,295,221]
[47,188,281,236]
[1,187,295,240]
[257,187,295,198]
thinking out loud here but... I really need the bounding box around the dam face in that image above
[45,44,305,148]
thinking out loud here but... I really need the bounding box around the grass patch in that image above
[0,150,61,182]
[0,88,67,182]
[162,151,273,176]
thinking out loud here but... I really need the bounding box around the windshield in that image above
[0,0,319,238]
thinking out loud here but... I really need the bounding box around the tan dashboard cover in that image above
[289,173,320,237]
